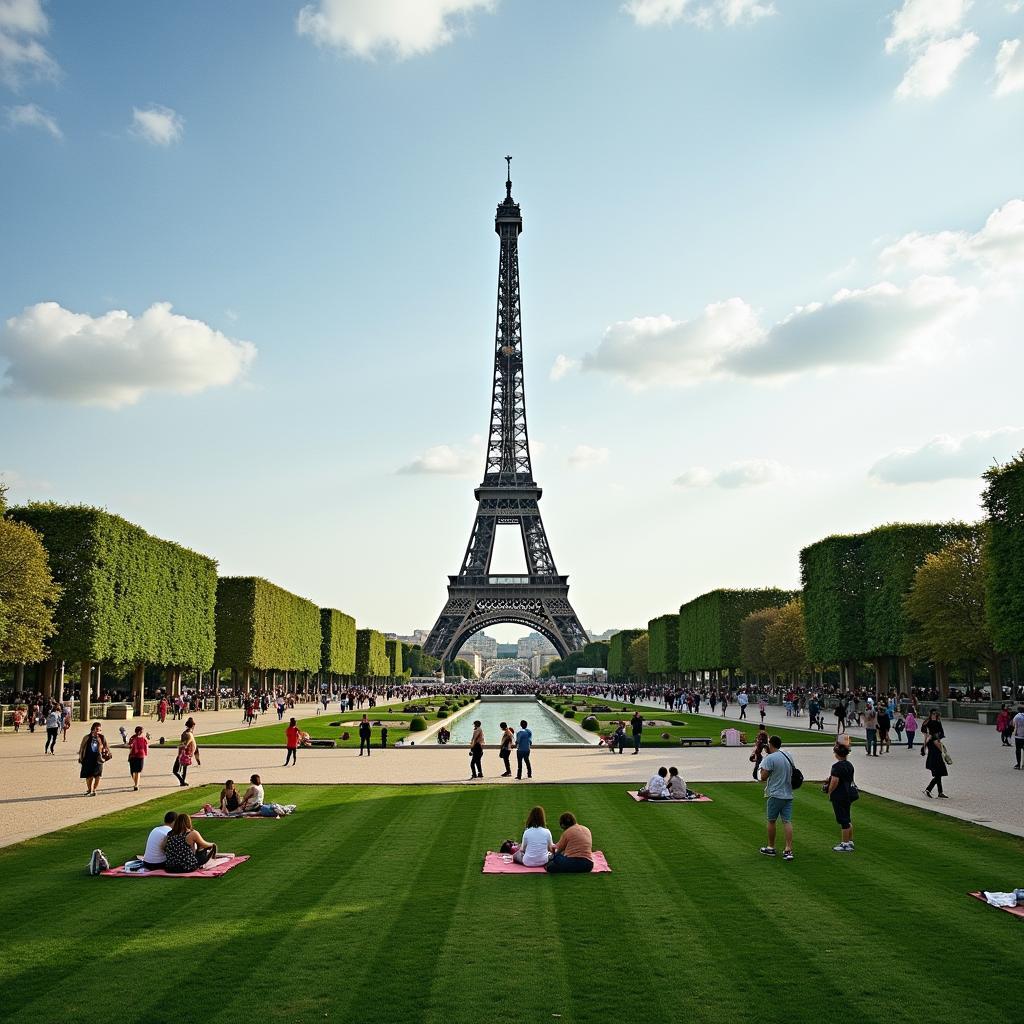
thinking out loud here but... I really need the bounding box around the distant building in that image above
[456,652,482,677]
[460,632,498,659]
[587,628,623,643]
[531,653,559,676]
[517,631,557,658]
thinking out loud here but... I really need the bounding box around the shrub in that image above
[563,709,576,718]
[410,716,427,732]
[581,715,599,732]
[661,732,671,740]
[435,709,447,719]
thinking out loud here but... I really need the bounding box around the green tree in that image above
[739,607,779,676]
[627,632,649,676]
[647,614,679,674]
[982,450,1024,655]
[405,644,440,677]
[0,505,60,664]
[608,629,644,676]
[904,534,1000,682]
[762,599,808,679]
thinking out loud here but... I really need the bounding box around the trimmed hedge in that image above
[801,534,865,665]
[409,716,427,732]
[356,628,390,677]
[320,608,356,675]
[385,639,404,676]
[647,614,679,674]
[608,630,644,677]
[582,715,599,731]
[678,589,795,672]
[215,577,320,672]
[10,503,216,668]
[983,452,1024,654]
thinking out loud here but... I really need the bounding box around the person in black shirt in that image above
[630,711,643,755]
[876,707,891,754]
[358,715,372,756]
[825,743,855,852]
[922,711,948,797]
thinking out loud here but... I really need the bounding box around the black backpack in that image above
[783,753,804,790]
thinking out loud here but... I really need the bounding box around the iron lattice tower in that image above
[423,160,588,664]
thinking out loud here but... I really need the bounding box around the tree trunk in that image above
[14,664,24,693]
[79,661,92,721]
[213,669,221,711]
[55,660,65,703]
[133,664,146,716]
[897,656,912,694]
[872,657,889,692]
[41,659,55,699]
[94,662,102,700]
[935,661,950,699]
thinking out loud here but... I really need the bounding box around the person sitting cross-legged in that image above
[666,766,689,799]
[163,813,219,873]
[142,810,178,870]
[512,805,554,867]
[545,813,594,873]
[638,766,670,800]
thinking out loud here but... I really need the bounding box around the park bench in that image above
[308,739,336,748]
[679,737,713,747]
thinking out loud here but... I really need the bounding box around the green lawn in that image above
[1,783,1018,1024]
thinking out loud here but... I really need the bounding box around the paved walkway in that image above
[1,698,1021,848]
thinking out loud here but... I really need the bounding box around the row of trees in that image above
[0,498,431,717]
[618,453,1024,695]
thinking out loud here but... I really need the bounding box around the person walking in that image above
[863,704,878,757]
[921,711,948,798]
[515,719,533,780]
[876,705,891,754]
[630,710,643,755]
[358,714,372,756]
[498,721,514,776]
[469,720,484,779]
[751,727,769,781]
[758,698,767,725]
[127,725,148,791]
[904,709,918,749]
[738,690,749,720]
[825,742,856,852]
[173,727,196,787]
[995,705,1011,747]
[835,700,847,735]
[758,736,796,861]
[284,717,299,767]
[1011,706,1024,769]
[77,722,110,796]
[44,704,61,755]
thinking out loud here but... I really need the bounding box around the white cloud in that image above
[0,467,50,496]
[581,299,761,387]
[0,0,57,87]
[297,0,495,59]
[881,198,1024,278]
[870,427,1024,484]
[885,0,971,53]
[549,354,578,381]
[567,444,609,468]
[398,436,481,475]
[0,301,256,408]
[895,32,978,98]
[6,101,60,138]
[674,459,790,489]
[624,0,774,28]
[131,105,184,146]
[994,39,1024,96]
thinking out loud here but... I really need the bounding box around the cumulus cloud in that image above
[674,459,790,489]
[297,0,495,59]
[895,32,978,98]
[398,435,481,475]
[6,100,59,137]
[567,444,609,468]
[0,0,58,87]
[624,0,774,28]
[885,0,972,53]
[131,105,184,146]
[0,301,256,407]
[549,354,578,381]
[870,427,1024,484]
[881,198,1024,278]
[994,39,1024,96]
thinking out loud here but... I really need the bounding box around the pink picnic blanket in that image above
[103,854,249,878]
[627,790,712,803]
[969,892,1024,918]
[482,851,611,874]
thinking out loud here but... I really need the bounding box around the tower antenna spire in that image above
[505,154,512,198]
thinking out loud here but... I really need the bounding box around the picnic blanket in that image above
[627,790,712,803]
[482,851,611,874]
[102,854,249,878]
[195,803,295,818]
[969,892,1024,918]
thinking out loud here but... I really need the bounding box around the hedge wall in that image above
[385,638,403,676]
[647,614,679,674]
[608,629,644,677]
[320,608,356,675]
[678,589,794,672]
[10,503,217,668]
[801,534,865,665]
[983,452,1024,653]
[215,576,320,672]
[356,628,390,677]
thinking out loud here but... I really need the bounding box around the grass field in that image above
[1,783,1018,1024]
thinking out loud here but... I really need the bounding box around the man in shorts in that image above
[758,735,795,861]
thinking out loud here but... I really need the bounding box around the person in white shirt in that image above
[639,766,669,800]
[237,774,265,814]
[1013,707,1024,770]
[512,805,554,866]
[142,811,177,869]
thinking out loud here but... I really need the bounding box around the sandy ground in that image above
[1,698,1022,847]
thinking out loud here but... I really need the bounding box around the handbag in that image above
[101,748,112,762]
[848,783,860,802]
[942,743,953,766]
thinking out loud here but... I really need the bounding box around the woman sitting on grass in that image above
[237,774,265,814]
[545,813,594,873]
[667,766,688,799]
[513,805,554,867]
[220,780,242,814]
[163,813,219,873]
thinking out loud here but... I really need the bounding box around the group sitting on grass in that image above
[638,766,697,800]
[508,806,595,872]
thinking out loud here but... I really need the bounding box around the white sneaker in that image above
[832,842,854,852]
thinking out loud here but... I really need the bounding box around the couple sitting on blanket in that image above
[512,806,594,873]
[142,811,220,873]
[639,766,693,800]
[203,775,295,818]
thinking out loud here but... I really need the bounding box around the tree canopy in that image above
[982,451,1024,654]
[0,505,60,664]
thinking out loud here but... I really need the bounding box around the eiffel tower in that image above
[423,160,588,664]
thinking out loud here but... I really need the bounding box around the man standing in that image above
[738,690,749,720]
[808,696,820,731]
[863,703,878,757]
[284,717,299,767]
[758,736,796,861]
[1012,706,1024,770]
[876,704,891,754]
[630,710,643,755]
[358,714,372,756]
[515,719,533,779]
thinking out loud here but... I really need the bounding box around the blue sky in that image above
[2,0,1023,641]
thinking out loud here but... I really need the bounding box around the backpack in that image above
[88,849,110,876]
[782,753,804,790]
